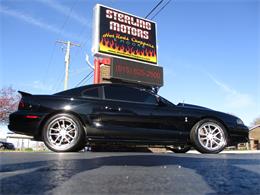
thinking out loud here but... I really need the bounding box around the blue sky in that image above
[0,0,259,127]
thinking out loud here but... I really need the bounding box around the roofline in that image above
[80,83,157,91]
[250,124,260,131]
[54,83,159,96]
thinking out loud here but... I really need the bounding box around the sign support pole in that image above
[94,58,100,84]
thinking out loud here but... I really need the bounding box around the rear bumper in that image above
[8,111,44,138]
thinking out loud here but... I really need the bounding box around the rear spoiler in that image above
[18,91,32,97]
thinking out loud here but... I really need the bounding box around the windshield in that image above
[157,95,176,106]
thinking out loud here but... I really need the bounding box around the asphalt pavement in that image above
[0,151,260,195]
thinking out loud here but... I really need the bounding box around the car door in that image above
[98,85,159,140]
[150,98,188,140]
[77,85,187,141]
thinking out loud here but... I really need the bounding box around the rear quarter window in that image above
[81,87,99,98]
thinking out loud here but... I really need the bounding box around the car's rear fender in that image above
[35,110,90,141]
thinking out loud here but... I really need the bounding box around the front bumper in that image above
[228,124,249,146]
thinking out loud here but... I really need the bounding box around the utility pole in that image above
[56,40,80,90]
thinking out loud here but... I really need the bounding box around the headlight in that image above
[236,118,244,125]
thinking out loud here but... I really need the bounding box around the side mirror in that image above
[156,96,165,106]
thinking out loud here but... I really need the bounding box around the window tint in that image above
[81,87,99,98]
[105,86,157,104]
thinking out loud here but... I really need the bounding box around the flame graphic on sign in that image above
[99,37,157,63]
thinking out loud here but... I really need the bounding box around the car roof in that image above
[81,83,153,89]
[54,83,156,96]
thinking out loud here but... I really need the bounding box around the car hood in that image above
[177,103,213,111]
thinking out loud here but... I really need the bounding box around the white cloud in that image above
[0,5,79,39]
[208,74,254,109]
[37,0,91,28]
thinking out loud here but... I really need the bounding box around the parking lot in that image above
[1,151,260,194]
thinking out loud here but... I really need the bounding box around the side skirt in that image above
[86,137,188,147]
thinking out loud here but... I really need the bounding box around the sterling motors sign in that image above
[92,4,157,64]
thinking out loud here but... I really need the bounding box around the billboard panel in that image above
[93,4,157,64]
[111,58,163,86]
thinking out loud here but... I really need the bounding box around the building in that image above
[249,125,260,150]
[6,133,47,151]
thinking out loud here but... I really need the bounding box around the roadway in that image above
[1,151,260,194]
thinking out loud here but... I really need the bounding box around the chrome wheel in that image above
[197,122,226,151]
[46,116,79,151]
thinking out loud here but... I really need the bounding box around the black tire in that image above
[170,146,191,153]
[42,113,86,152]
[0,144,5,150]
[190,119,228,154]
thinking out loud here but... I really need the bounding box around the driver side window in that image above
[104,86,157,105]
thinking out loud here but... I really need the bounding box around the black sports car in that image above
[0,141,15,150]
[8,83,249,153]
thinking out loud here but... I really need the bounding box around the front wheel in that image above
[42,113,86,152]
[190,119,228,154]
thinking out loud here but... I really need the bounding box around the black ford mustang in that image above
[8,83,248,153]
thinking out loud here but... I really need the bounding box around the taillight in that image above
[25,115,39,119]
[18,100,25,110]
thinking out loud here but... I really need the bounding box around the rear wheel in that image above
[42,113,86,152]
[0,143,5,150]
[190,119,228,154]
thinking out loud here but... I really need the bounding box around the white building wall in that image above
[6,137,47,151]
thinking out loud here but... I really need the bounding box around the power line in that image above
[59,0,85,61]
[58,0,90,89]
[75,71,93,87]
[59,0,79,35]
[74,0,171,89]
[85,74,94,83]
[151,0,172,20]
[72,24,93,88]
[54,71,65,92]
[45,0,79,92]
[76,71,93,87]
[56,41,80,90]
[145,0,164,19]
[42,42,56,84]
[75,0,167,88]
[73,26,89,59]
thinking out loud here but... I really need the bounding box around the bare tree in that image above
[0,87,20,124]
[252,117,260,126]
